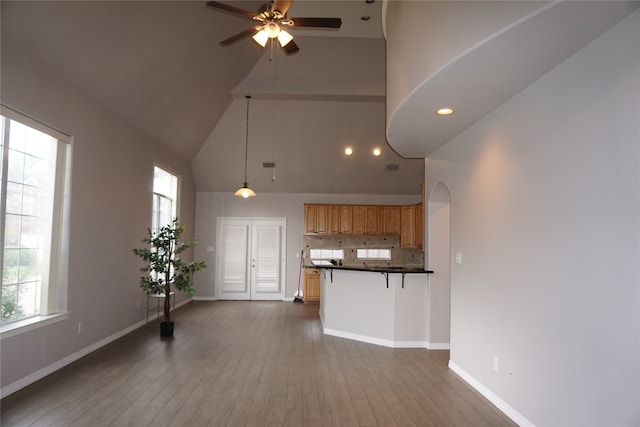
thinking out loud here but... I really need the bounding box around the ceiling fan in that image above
[206,1,342,55]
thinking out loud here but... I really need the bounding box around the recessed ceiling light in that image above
[436,107,454,116]
[345,147,353,156]
[361,15,370,21]
[373,148,381,156]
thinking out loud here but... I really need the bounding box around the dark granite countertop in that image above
[304,265,433,274]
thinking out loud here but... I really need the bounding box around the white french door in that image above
[216,218,286,300]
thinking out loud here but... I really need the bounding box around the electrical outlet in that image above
[492,356,499,372]
[455,252,462,264]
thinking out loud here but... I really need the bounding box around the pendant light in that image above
[234,95,256,198]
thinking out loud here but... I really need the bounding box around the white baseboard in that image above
[192,296,217,301]
[323,327,432,349]
[426,342,450,350]
[1,298,192,399]
[448,360,535,427]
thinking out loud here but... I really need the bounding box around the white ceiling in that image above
[384,1,640,158]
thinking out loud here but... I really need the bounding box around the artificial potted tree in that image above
[133,218,206,338]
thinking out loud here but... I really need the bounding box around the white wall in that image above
[0,36,197,392]
[194,192,421,299]
[425,11,639,426]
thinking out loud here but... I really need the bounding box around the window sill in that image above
[0,312,69,340]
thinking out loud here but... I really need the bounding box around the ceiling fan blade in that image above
[206,1,256,20]
[288,17,342,29]
[282,39,300,55]
[220,27,258,45]
[272,0,294,16]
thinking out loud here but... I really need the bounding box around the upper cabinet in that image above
[304,203,423,248]
[305,204,329,234]
[304,204,317,234]
[339,205,352,234]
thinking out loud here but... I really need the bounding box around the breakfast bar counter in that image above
[314,266,433,348]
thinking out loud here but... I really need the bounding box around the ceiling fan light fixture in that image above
[277,29,293,47]
[264,21,280,38]
[252,29,269,47]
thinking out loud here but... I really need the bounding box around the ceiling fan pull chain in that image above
[269,38,275,62]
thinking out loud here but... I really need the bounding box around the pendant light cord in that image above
[244,95,251,184]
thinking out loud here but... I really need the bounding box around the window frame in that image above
[152,163,180,234]
[0,105,70,334]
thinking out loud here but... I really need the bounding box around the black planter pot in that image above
[160,321,174,338]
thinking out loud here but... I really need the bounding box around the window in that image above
[1,106,69,324]
[356,248,391,260]
[152,165,178,234]
[309,249,344,260]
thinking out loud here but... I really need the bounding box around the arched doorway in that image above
[427,182,451,349]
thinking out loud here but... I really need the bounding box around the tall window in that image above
[152,165,178,234]
[1,107,69,323]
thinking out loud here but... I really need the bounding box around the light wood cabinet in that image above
[365,206,380,234]
[339,205,352,234]
[304,203,422,248]
[416,203,423,248]
[385,206,402,235]
[400,204,423,248]
[352,206,366,234]
[315,205,328,234]
[401,205,417,248]
[328,205,341,234]
[304,204,317,234]
[304,269,320,303]
[304,204,328,234]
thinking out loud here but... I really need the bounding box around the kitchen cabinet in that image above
[401,205,417,248]
[416,203,423,248]
[352,206,366,234]
[328,205,341,234]
[304,204,317,234]
[384,206,402,235]
[304,203,421,244]
[339,205,352,234]
[316,205,328,234]
[304,204,328,234]
[365,206,380,234]
[400,204,423,248]
[304,269,321,303]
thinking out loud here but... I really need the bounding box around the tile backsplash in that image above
[303,234,424,269]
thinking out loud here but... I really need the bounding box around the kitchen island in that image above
[313,266,434,348]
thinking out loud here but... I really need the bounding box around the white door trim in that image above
[216,217,287,301]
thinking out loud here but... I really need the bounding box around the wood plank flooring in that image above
[1,301,516,426]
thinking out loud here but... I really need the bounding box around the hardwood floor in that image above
[1,301,516,426]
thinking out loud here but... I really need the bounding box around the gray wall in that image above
[424,11,639,426]
[0,36,197,392]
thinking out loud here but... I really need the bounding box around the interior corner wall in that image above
[424,11,640,426]
[0,36,197,393]
[193,192,422,300]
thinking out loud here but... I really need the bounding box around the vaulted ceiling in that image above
[2,0,425,195]
[3,1,638,195]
